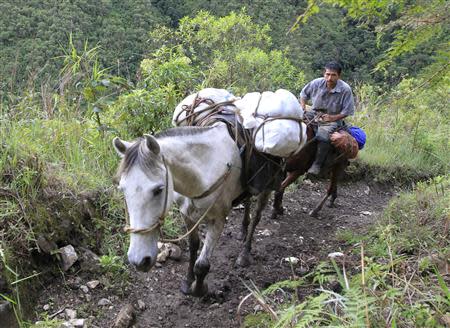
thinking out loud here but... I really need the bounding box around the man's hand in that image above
[319,114,335,122]
[320,113,346,122]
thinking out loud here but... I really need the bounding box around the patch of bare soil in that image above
[36,179,395,328]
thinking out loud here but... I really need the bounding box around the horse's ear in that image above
[144,134,160,155]
[112,137,132,157]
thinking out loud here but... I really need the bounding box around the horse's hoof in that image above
[309,209,319,218]
[236,252,251,267]
[237,231,246,241]
[327,203,336,208]
[180,280,192,295]
[191,281,208,297]
[271,209,283,220]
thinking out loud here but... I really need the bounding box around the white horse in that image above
[113,124,273,296]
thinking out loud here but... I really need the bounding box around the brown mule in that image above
[271,125,352,218]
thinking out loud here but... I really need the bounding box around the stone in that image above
[65,309,77,319]
[284,257,299,265]
[98,298,111,306]
[113,304,135,328]
[328,252,344,259]
[69,318,85,327]
[168,244,182,261]
[156,247,169,263]
[259,229,272,237]
[157,243,183,262]
[79,285,89,293]
[78,247,101,273]
[137,300,146,311]
[253,304,263,312]
[86,280,100,289]
[59,245,78,271]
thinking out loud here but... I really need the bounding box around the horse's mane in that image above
[155,126,214,139]
[115,126,215,181]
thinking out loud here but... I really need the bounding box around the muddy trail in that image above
[36,179,395,328]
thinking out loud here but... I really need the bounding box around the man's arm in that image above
[299,97,307,112]
[320,113,347,122]
[299,81,312,111]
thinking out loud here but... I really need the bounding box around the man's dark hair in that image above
[324,61,342,75]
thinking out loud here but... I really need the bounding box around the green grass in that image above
[349,80,449,183]
[0,117,117,191]
[0,112,128,325]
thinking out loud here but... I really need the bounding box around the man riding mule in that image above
[299,61,355,176]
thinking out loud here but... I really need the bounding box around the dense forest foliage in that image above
[0,0,448,327]
[2,0,447,96]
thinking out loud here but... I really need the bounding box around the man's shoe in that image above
[307,163,321,176]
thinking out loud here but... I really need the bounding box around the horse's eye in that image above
[153,186,164,196]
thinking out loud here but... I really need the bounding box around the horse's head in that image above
[113,134,174,272]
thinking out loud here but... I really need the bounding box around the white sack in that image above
[234,89,306,157]
[234,89,303,129]
[254,119,307,157]
[172,88,237,126]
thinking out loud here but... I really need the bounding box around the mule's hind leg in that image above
[190,217,225,297]
[237,190,271,267]
[271,189,285,220]
[238,198,252,240]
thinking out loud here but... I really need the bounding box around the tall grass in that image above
[0,115,117,191]
[350,80,449,181]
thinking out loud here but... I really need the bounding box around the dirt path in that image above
[36,179,395,328]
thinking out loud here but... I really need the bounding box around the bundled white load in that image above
[234,89,306,157]
[172,88,238,126]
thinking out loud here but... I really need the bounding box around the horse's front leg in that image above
[237,190,271,267]
[327,163,345,208]
[271,189,285,220]
[239,198,251,240]
[271,171,301,220]
[180,220,200,295]
[309,193,330,217]
[310,162,345,216]
[190,217,225,297]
